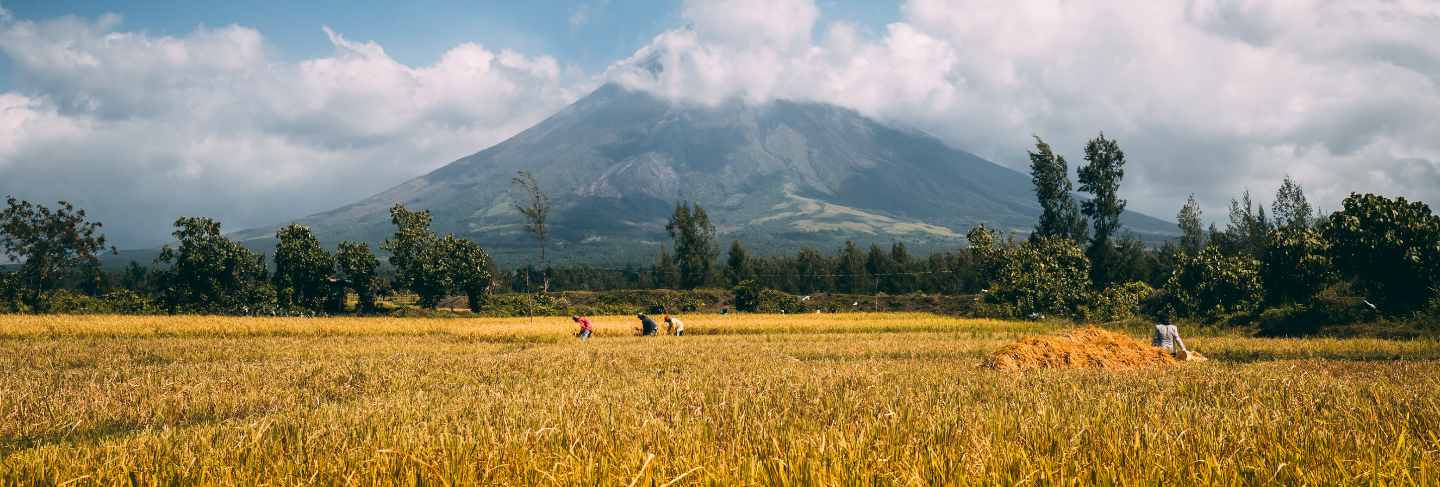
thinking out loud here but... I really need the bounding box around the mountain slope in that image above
[235,84,1175,263]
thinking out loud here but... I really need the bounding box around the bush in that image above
[480,293,572,317]
[38,289,161,315]
[733,280,760,312]
[986,237,1091,319]
[1085,281,1154,322]
[1164,247,1263,319]
[757,289,807,314]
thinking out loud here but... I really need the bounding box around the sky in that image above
[1,0,1438,248]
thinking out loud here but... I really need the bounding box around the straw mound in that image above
[982,326,1178,371]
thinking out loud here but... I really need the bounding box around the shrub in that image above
[757,289,807,314]
[1085,281,1154,322]
[733,280,760,312]
[1164,247,1263,319]
[986,237,1091,319]
[38,289,160,315]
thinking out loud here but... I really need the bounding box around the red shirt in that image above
[577,317,592,332]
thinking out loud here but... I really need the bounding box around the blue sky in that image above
[1,0,897,74]
[1,0,1437,247]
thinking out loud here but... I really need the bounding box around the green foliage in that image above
[665,202,718,289]
[1078,133,1127,288]
[1322,193,1440,314]
[0,271,20,312]
[38,289,160,315]
[793,247,831,294]
[1177,194,1205,255]
[1164,247,1263,319]
[0,197,115,311]
[733,279,761,312]
[272,224,335,311]
[653,246,680,289]
[1271,176,1315,230]
[724,240,754,286]
[986,236,1092,319]
[834,241,868,293]
[382,204,451,309]
[757,288,807,314]
[1085,281,1155,322]
[336,241,380,313]
[1260,225,1333,305]
[1029,136,1087,243]
[444,235,494,313]
[966,224,1005,286]
[1216,190,1270,257]
[152,217,275,314]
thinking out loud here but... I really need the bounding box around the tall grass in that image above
[2,313,1437,484]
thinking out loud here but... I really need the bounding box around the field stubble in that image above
[1,313,1438,485]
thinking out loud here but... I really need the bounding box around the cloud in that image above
[0,12,587,247]
[609,0,1440,225]
[3,0,1438,248]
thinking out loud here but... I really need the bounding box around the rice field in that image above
[2,313,1438,485]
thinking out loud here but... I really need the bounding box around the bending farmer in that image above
[573,315,592,341]
[637,313,659,336]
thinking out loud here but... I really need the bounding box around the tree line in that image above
[4,141,1440,325]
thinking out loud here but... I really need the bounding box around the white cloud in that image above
[2,0,1438,247]
[0,13,587,246]
[608,0,1440,224]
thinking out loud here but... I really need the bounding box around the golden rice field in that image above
[3,312,1439,485]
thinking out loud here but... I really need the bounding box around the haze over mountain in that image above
[234,83,1174,264]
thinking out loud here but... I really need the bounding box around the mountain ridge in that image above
[231,83,1176,264]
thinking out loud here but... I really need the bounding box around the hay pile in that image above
[982,326,1178,371]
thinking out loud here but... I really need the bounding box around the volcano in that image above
[234,83,1174,263]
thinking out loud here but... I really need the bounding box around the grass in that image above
[2,313,1438,485]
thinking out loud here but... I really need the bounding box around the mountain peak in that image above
[237,84,1174,263]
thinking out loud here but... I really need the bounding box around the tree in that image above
[966,224,1005,288]
[1029,136,1087,243]
[1164,246,1263,319]
[665,202,718,289]
[1217,190,1270,257]
[120,261,149,292]
[986,237,1092,319]
[1272,176,1315,230]
[444,236,494,313]
[724,240,754,286]
[1177,194,1205,255]
[834,241,869,294]
[889,242,915,294]
[511,171,551,291]
[865,244,895,294]
[1077,133,1128,287]
[794,247,831,294]
[1260,225,1332,305]
[0,197,115,310]
[336,241,380,313]
[0,271,20,312]
[1323,193,1440,313]
[272,224,335,311]
[653,245,680,289]
[381,204,451,309]
[152,217,272,314]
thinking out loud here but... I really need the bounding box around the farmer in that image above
[664,315,685,336]
[637,313,659,336]
[572,315,593,341]
[1151,316,1189,356]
